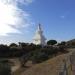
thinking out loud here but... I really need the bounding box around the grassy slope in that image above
[21,54,67,75]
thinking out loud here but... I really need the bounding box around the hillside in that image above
[20,53,70,75]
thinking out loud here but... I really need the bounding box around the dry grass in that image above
[12,67,26,75]
[13,48,74,75]
[21,54,67,75]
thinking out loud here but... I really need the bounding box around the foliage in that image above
[0,60,11,75]
[9,43,18,47]
[31,49,49,63]
[60,41,66,45]
[30,47,61,63]
[0,44,9,52]
[18,42,29,47]
[19,53,31,67]
[58,45,68,53]
[58,41,66,46]
[0,44,10,57]
[47,40,57,45]
[0,41,68,65]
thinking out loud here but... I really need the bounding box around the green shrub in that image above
[31,49,47,63]
[0,62,11,75]
[30,46,65,64]
[31,50,49,63]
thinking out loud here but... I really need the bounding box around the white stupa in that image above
[33,24,46,46]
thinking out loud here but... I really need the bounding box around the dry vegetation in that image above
[13,53,69,75]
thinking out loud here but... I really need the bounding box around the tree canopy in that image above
[47,40,57,45]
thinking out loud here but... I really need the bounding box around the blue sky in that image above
[0,0,75,44]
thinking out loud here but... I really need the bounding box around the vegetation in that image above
[9,43,18,47]
[30,46,68,63]
[67,39,75,48]
[47,40,57,45]
[0,40,69,69]
[21,54,67,75]
[0,60,11,75]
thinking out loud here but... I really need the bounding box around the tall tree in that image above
[47,40,57,45]
[9,43,18,47]
[60,41,66,45]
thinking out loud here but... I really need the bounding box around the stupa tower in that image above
[33,24,46,46]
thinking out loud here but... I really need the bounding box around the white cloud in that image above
[0,0,34,36]
[19,0,34,5]
[1,0,34,5]
[24,0,34,5]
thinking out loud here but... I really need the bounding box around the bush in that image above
[19,53,31,67]
[58,46,68,53]
[0,61,11,75]
[30,46,66,64]
[31,50,49,63]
